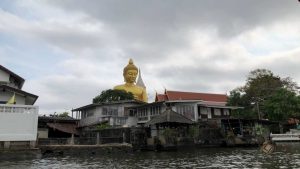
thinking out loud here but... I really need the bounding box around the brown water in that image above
[1,147,300,169]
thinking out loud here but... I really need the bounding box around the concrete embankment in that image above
[39,143,133,156]
[0,149,41,160]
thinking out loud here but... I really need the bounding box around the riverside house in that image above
[73,89,240,129]
[0,65,39,150]
[141,89,237,123]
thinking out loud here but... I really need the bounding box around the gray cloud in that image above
[2,0,300,113]
[47,0,300,37]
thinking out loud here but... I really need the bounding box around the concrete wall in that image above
[125,116,138,127]
[0,105,38,141]
[0,70,9,82]
[0,69,21,89]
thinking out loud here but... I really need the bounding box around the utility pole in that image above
[256,102,261,120]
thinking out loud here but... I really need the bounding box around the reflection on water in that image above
[1,147,300,169]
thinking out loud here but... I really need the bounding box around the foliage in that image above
[227,68,299,121]
[264,88,300,121]
[96,123,110,130]
[188,125,200,139]
[244,69,283,102]
[254,124,267,136]
[93,89,134,103]
[57,112,69,117]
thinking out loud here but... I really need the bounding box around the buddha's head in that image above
[123,59,138,83]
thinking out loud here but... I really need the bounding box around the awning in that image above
[47,123,79,135]
[199,104,243,109]
[145,108,194,126]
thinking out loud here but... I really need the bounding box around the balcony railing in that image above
[0,104,38,114]
[79,115,130,127]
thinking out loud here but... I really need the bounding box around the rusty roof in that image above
[47,123,79,135]
[155,90,227,103]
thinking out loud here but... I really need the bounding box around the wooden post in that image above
[123,131,126,143]
[156,124,159,137]
[4,141,10,149]
[96,132,100,145]
[70,133,74,145]
[30,141,36,149]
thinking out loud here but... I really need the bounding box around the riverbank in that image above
[39,143,133,156]
[0,148,41,160]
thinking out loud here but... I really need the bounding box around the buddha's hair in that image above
[123,58,138,76]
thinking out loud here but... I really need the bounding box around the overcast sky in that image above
[1,0,300,114]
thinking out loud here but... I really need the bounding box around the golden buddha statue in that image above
[114,59,148,102]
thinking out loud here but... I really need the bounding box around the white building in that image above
[74,90,241,130]
[134,90,240,124]
[72,100,144,129]
[0,65,39,149]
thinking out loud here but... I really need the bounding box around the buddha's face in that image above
[124,69,138,83]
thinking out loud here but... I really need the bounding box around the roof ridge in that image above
[166,90,227,96]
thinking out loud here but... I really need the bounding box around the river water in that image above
[1,147,300,169]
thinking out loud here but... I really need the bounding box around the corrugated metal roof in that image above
[73,100,145,111]
[145,108,194,126]
[47,123,79,135]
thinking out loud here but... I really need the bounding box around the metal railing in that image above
[0,104,38,114]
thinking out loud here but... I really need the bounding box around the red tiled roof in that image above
[155,94,168,102]
[156,90,227,102]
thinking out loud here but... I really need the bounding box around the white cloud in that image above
[1,0,300,114]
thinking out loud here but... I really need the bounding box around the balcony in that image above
[0,104,38,114]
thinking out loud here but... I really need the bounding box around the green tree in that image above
[58,112,69,117]
[227,68,299,121]
[227,88,256,119]
[96,122,110,130]
[264,88,300,121]
[244,69,285,102]
[93,89,134,103]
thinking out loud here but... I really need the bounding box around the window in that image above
[224,109,230,116]
[214,108,221,116]
[102,108,107,115]
[83,109,95,117]
[129,109,136,116]
[200,107,208,114]
[149,106,161,116]
[138,108,148,117]
[102,107,118,116]
[176,104,194,119]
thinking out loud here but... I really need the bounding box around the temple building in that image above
[73,59,240,131]
[0,65,39,149]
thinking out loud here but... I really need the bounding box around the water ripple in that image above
[1,147,300,169]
